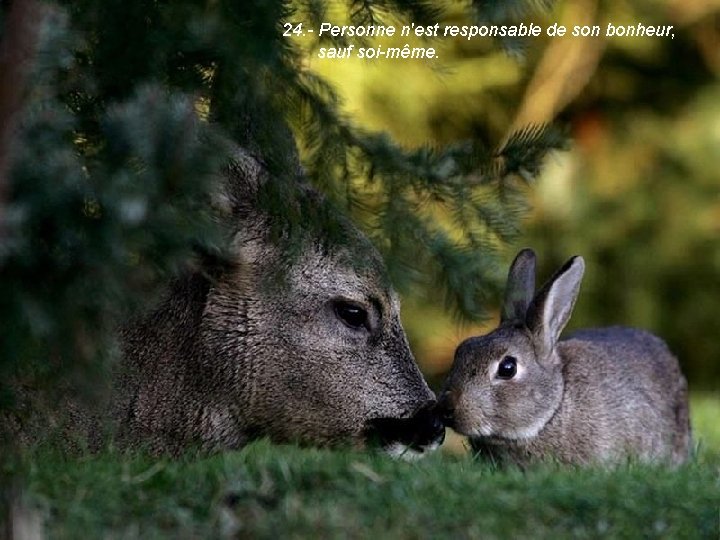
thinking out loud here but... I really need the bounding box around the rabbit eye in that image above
[497,356,517,379]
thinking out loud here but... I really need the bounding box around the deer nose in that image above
[436,391,456,428]
[410,402,446,449]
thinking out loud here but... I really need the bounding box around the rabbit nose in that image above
[437,391,456,428]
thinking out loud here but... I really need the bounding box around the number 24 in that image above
[283,23,304,37]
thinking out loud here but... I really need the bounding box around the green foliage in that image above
[0,8,228,438]
[497,124,567,181]
[51,0,562,318]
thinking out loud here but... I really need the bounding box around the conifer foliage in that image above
[0,0,562,450]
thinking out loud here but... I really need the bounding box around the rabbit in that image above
[438,248,691,466]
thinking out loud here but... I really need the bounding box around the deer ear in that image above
[501,248,537,324]
[210,148,270,219]
[526,256,585,363]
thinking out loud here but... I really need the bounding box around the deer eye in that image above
[497,356,517,379]
[334,301,369,330]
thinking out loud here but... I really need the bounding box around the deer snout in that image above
[366,401,445,458]
[436,390,457,429]
[409,402,446,448]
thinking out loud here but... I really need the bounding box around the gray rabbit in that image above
[438,249,691,465]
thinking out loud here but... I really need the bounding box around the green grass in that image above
[12,393,720,539]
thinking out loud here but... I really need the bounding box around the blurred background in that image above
[303,0,720,394]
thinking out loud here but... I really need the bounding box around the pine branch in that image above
[495,123,567,182]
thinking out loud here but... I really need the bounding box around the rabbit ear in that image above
[501,249,537,324]
[526,256,585,362]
